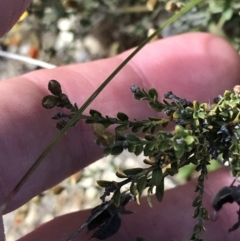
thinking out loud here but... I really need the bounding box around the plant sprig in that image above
[39,78,240,240]
[0,0,203,212]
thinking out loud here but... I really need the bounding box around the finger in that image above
[1,33,240,213]
[18,169,240,241]
[0,0,32,37]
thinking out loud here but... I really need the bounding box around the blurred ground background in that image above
[1,0,240,240]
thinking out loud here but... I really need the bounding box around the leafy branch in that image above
[0,0,203,211]
[40,79,240,240]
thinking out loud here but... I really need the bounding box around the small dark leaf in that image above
[97,180,113,188]
[57,93,71,107]
[127,143,136,153]
[147,187,153,208]
[144,134,156,141]
[117,112,129,121]
[90,109,103,117]
[155,179,164,202]
[132,126,143,133]
[143,142,155,156]
[103,148,111,156]
[111,146,123,155]
[42,95,59,109]
[143,158,155,165]
[134,145,143,156]
[202,207,210,220]
[152,167,163,186]
[148,88,158,99]
[115,124,128,132]
[150,124,158,134]
[113,190,121,207]
[148,101,164,112]
[137,176,147,197]
[192,195,202,207]
[195,164,203,172]
[125,134,142,143]
[56,120,67,130]
[123,168,143,176]
[48,79,62,96]
[192,206,200,218]
[168,161,178,175]
[115,171,127,178]
[195,183,203,192]
[130,182,137,196]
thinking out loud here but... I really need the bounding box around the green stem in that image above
[1,0,203,211]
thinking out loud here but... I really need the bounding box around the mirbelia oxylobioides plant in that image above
[1,0,240,241]
[41,79,240,241]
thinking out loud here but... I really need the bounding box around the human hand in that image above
[0,0,32,37]
[1,31,240,240]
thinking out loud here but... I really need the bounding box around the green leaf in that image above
[115,171,127,178]
[89,109,102,117]
[117,112,129,121]
[123,168,144,176]
[192,195,201,207]
[222,8,233,21]
[152,167,163,186]
[143,158,154,165]
[166,161,178,176]
[147,188,153,208]
[111,146,123,155]
[202,207,210,220]
[42,95,59,109]
[174,125,185,135]
[185,135,195,145]
[150,125,158,134]
[148,101,164,112]
[115,124,128,132]
[144,142,155,156]
[198,111,206,119]
[144,134,156,141]
[174,148,185,159]
[155,179,164,202]
[148,88,158,99]
[193,101,199,110]
[195,164,202,172]
[103,147,111,156]
[128,143,136,153]
[113,189,121,207]
[195,183,203,192]
[134,145,143,156]
[192,206,200,218]
[130,182,137,196]
[97,180,113,188]
[137,176,147,197]
[125,134,142,143]
[132,126,143,133]
[48,79,62,96]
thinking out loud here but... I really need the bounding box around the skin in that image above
[1,2,240,241]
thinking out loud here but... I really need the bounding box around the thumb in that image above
[0,0,32,37]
